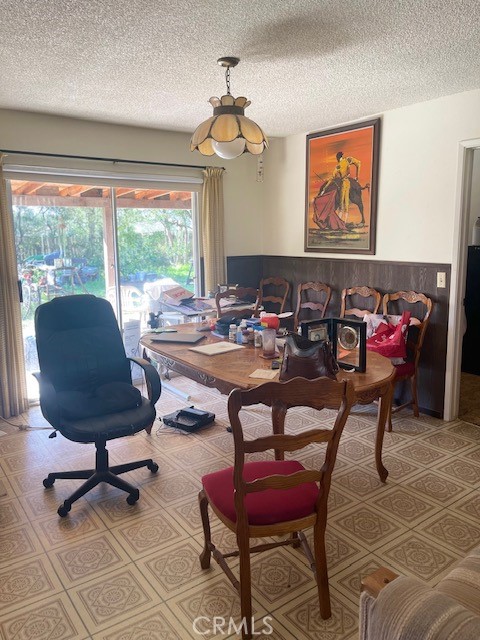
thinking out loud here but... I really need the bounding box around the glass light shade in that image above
[211,139,246,159]
[191,94,268,158]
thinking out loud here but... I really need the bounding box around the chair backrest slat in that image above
[340,286,381,319]
[245,469,321,493]
[258,277,290,314]
[243,428,333,454]
[294,282,331,331]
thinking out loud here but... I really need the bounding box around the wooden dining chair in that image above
[340,286,381,319]
[294,281,332,331]
[382,290,433,431]
[258,276,290,313]
[198,376,355,639]
[215,286,260,318]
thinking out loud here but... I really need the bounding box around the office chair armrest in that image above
[128,357,161,405]
[32,371,62,429]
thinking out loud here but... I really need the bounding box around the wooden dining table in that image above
[140,324,395,482]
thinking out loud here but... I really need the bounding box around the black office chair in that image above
[34,294,161,517]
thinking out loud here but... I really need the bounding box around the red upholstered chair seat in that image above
[202,460,319,526]
[393,361,415,378]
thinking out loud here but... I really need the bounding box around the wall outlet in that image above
[437,272,446,288]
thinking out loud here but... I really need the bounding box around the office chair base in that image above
[43,445,159,516]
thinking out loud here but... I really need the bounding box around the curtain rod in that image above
[0,149,225,171]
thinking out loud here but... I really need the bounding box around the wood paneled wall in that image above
[227,255,450,418]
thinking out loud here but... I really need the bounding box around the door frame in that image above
[444,138,480,421]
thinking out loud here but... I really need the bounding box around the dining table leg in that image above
[375,380,394,482]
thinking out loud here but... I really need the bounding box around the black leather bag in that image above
[279,333,339,381]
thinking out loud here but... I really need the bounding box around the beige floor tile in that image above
[0,555,64,616]
[449,490,480,522]
[249,547,317,610]
[110,509,186,560]
[136,537,208,600]
[92,603,182,640]
[35,505,107,551]
[404,469,472,505]
[301,526,369,576]
[89,485,162,527]
[141,469,199,507]
[0,523,45,567]
[337,438,374,464]
[432,457,480,486]
[357,427,405,451]
[0,497,30,530]
[275,585,358,640]
[68,564,162,634]
[327,484,361,515]
[334,467,390,499]
[0,475,17,501]
[376,532,462,584]
[464,446,480,464]
[394,441,449,466]
[19,486,89,521]
[333,554,385,605]
[364,451,422,481]
[368,485,442,527]
[166,498,206,536]
[330,504,408,551]
[379,416,434,436]
[415,511,480,554]
[165,573,266,640]
[419,430,474,454]
[443,420,480,441]
[48,532,132,588]
[168,441,224,469]
[0,592,89,640]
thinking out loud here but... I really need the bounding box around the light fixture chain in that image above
[225,67,231,95]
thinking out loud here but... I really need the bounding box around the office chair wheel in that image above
[57,502,71,517]
[126,490,140,505]
[147,462,159,473]
[43,476,55,488]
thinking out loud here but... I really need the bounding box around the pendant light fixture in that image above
[190,57,268,160]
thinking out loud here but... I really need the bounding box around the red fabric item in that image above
[366,311,411,359]
[313,192,348,231]
[202,460,319,526]
[393,360,415,378]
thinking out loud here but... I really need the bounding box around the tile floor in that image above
[1,376,480,639]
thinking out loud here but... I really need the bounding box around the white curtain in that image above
[0,154,28,417]
[201,167,226,294]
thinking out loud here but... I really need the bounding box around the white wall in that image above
[263,88,480,263]
[0,109,263,256]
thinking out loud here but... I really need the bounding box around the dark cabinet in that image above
[462,246,480,374]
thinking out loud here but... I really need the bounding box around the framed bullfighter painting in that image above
[305,118,380,254]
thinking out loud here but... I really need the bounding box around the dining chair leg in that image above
[238,537,253,640]
[313,522,331,619]
[386,380,396,433]
[198,490,212,569]
[410,375,420,417]
[290,531,301,548]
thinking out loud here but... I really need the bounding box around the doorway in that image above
[445,140,480,422]
[8,177,198,400]
[458,149,480,425]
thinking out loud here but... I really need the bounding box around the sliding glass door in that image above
[8,177,198,400]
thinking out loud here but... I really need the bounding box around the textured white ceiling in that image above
[0,0,479,138]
